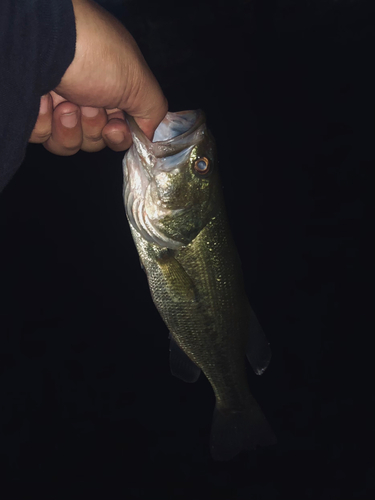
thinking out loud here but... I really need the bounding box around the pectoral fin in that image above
[155,252,201,382]
[169,336,201,383]
[246,307,272,375]
[156,251,198,303]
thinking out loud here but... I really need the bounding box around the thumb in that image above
[119,66,168,141]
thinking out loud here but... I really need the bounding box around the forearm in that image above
[0,0,76,192]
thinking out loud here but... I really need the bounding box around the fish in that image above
[122,110,277,460]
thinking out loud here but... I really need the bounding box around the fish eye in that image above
[193,157,210,175]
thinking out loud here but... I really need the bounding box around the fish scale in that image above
[123,110,277,460]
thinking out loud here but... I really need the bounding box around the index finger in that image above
[29,93,53,143]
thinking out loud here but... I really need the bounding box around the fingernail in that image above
[60,111,78,128]
[81,106,99,118]
[39,95,49,114]
[106,131,125,145]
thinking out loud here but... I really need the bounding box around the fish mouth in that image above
[126,110,206,161]
[123,110,207,248]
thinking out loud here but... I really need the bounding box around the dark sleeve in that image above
[0,0,76,193]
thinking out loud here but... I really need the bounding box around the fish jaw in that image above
[123,144,184,249]
[123,110,212,248]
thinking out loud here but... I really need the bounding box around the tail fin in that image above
[210,401,277,461]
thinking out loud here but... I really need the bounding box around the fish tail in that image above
[210,401,277,461]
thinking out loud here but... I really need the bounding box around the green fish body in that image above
[123,110,276,460]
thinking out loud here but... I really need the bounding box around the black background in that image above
[0,0,373,495]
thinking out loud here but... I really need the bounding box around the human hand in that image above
[29,0,167,155]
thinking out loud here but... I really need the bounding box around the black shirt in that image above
[0,0,76,193]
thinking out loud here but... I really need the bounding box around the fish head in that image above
[123,110,220,248]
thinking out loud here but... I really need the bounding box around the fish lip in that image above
[125,110,206,159]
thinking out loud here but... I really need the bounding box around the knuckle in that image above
[43,142,79,156]
[63,143,81,154]
[85,132,104,144]
[81,143,105,153]
[52,141,81,155]
[59,136,83,153]
[105,141,129,152]
[32,129,52,143]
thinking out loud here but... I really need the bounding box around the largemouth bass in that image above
[122,110,276,460]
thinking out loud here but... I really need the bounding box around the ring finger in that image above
[80,106,108,152]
